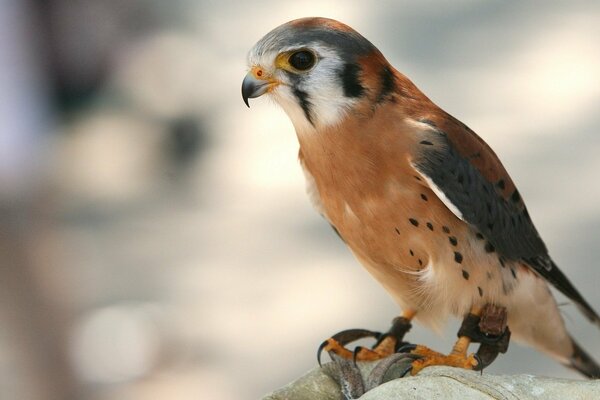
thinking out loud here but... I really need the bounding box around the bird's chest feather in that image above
[298,124,429,268]
[298,124,519,322]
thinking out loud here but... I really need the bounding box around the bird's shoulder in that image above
[405,106,548,260]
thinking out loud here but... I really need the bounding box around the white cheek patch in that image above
[249,44,358,133]
[298,46,356,129]
[272,86,316,133]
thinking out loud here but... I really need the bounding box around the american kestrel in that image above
[242,17,600,381]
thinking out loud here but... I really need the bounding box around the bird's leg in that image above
[461,304,511,371]
[409,306,483,375]
[352,310,416,361]
[319,310,417,400]
[408,304,511,375]
[318,309,415,364]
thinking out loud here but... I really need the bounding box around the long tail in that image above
[567,338,600,378]
[544,260,600,329]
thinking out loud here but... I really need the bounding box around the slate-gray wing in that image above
[412,126,600,325]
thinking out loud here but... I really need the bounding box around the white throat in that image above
[251,45,357,133]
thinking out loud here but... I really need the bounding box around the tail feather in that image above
[575,302,600,330]
[568,339,600,379]
[546,260,600,329]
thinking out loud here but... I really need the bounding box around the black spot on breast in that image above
[409,249,414,256]
[395,227,400,235]
[420,140,434,146]
[499,257,505,268]
[478,286,483,297]
[485,242,495,253]
[292,87,313,124]
[448,236,458,246]
[486,271,493,280]
[475,233,484,240]
[418,259,423,266]
[454,252,463,264]
[462,269,469,280]
[409,218,419,227]
[442,226,451,234]
[497,179,506,190]
[426,222,434,231]
[511,190,521,203]
[421,193,428,201]
[511,268,517,279]
[414,176,422,181]
[339,63,365,98]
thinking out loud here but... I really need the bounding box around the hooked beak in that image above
[241,68,278,107]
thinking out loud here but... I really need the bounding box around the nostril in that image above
[256,69,263,77]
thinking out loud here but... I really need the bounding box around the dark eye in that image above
[289,50,316,71]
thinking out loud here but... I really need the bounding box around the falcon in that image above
[241,17,600,380]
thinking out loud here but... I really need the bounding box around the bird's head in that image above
[242,17,396,133]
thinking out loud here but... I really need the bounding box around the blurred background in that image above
[1,0,599,399]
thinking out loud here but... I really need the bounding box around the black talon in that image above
[364,353,417,390]
[457,306,511,372]
[399,363,414,378]
[328,353,365,400]
[317,340,329,367]
[331,328,381,344]
[473,353,484,374]
[472,328,511,371]
[397,343,417,353]
[353,346,364,365]
[317,329,381,366]
[317,317,416,399]
[317,316,413,369]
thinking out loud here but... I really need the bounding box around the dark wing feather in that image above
[411,115,600,326]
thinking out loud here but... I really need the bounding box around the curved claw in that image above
[397,343,417,353]
[331,328,381,344]
[353,346,364,366]
[472,353,485,372]
[364,353,421,391]
[328,352,365,400]
[317,340,328,367]
[317,329,381,366]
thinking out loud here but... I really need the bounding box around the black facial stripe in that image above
[339,63,365,98]
[292,87,313,124]
[376,65,396,103]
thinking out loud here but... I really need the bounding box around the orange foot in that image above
[318,316,413,365]
[319,331,399,363]
[408,343,479,375]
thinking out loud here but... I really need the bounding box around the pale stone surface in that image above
[263,364,600,400]
[262,363,341,400]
